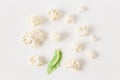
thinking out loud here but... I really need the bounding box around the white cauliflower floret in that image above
[64,59,82,72]
[48,9,61,21]
[77,6,88,13]
[90,35,99,42]
[87,50,97,59]
[77,25,89,37]
[72,42,84,53]
[50,32,62,42]
[29,55,46,66]
[22,29,45,47]
[64,15,75,24]
[27,16,43,27]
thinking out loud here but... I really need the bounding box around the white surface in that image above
[0,0,120,80]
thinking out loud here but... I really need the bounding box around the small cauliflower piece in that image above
[77,25,89,37]
[77,6,88,13]
[88,50,97,59]
[72,42,84,53]
[27,16,43,27]
[29,55,46,66]
[90,35,99,42]
[64,15,75,24]
[22,32,33,45]
[48,9,61,21]
[50,32,62,42]
[64,59,82,72]
[22,29,45,48]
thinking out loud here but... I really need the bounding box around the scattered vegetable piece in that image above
[27,16,43,27]
[87,50,97,59]
[90,34,99,42]
[29,55,46,66]
[47,49,63,74]
[50,31,62,42]
[48,9,61,21]
[64,59,82,72]
[64,15,75,24]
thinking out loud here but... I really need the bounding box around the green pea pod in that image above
[48,50,61,68]
[47,50,63,74]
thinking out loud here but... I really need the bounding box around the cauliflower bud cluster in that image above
[22,29,45,48]
[48,9,61,21]
[27,16,43,27]
[64,59,82,72]
[29,55,46,66]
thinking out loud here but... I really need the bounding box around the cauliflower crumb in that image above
[77,6,88,13]
[29,55,46,66]
[64,59,82,72]
[88,50,97,59]
[90,35,99,42]
[50,32,62,42]
[48,9,61,21]
[72,42,84,53]
[77,25,89,37]
[27,16,43,27]
[22,29,45,48]
[64,15,75,24]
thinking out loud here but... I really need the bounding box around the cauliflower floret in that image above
[77,25,89,37]
[64,59,82,72]
[29,55,46,66]
[87,50,97,59]
[72,42,84,53]
[22,29,45,47]
[77,6,88,13]
[90,35,99,42]
[50,32,62,42]
[64,15,75,24]
[48,9,61,21]
[27,16,43,27]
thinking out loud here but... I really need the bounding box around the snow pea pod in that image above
[47,50,63,74]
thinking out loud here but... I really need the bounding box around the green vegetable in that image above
[47,49,63,74]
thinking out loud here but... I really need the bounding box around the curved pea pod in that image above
[47,50,63,74]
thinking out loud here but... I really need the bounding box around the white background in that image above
[0,0,120,80]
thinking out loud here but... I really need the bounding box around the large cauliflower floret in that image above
[22,29,45,48]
